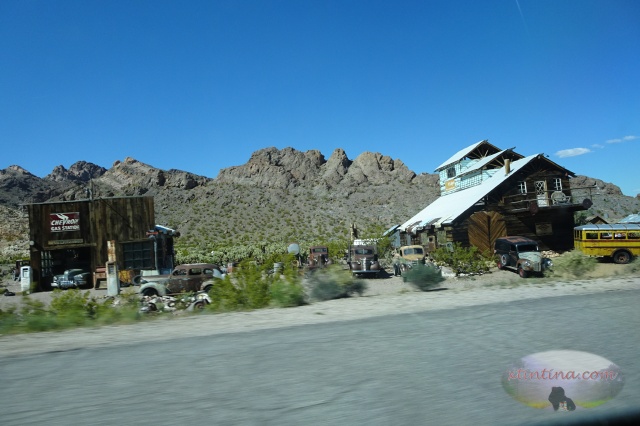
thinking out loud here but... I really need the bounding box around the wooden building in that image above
[26,196,176,291]
[397,140,593,254]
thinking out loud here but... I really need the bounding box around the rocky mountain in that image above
[1,147,639,261]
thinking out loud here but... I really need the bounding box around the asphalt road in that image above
[1,289,639,426]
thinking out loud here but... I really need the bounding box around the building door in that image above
[535,180,549,207]
[468,211,506,253]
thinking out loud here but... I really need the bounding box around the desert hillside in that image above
[1,147,639,261]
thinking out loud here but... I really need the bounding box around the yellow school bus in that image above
[573,224,640,264]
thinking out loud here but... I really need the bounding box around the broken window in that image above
[518,181,527,194]
[123,241,154,269]
[446,167,456,178]
[554,178,563,191]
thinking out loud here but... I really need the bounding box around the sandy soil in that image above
[0,261,629,310]
[1,262,638,357]
[0,264,519,310]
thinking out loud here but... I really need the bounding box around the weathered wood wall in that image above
[27,197,155,289]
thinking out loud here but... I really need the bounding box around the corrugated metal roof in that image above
[434,140,485,172]
[574,223,640,231]
[618,213,640,224]
[457,150,506,176]
[400,154,539,232]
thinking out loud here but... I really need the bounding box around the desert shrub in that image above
[628,256,640,274]
[49,289,97,327]
[0,306,20,334]
[269,278,306,307]
[431,243,491,276]
[306,265,367,301]
[548,250,597,278]
[18,296,54,332]
[207,259,271,311]
[207,275,245,311]
[403,264,445,291]
[48,289,141,328]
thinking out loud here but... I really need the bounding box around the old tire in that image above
[613,250,631,264]
[497,254,508,270]
[141,288,158,297]
[518,267,528,278]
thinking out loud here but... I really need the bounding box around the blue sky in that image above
[1,0,639,196]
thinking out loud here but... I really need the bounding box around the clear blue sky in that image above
[1,0,639,196]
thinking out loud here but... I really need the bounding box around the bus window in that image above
[629,232,640,240]
[600,232,612,239]
[586,232,598,239]
[614,233,625,239]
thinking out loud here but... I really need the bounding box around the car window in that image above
[517,244,539,252]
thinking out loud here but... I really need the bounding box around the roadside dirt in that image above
[0,261,631,311]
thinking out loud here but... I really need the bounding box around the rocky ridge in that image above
[0,147,639,260]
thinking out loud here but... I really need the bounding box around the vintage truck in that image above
[307,246,331,269]
[494,236,553,278]
[137,263,226,297]
[346,243,381,278]
[392,244,427,276]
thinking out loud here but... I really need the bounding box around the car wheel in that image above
[141,288,158,297]
[613,251,631,265]
[518,267,528,278]
[193,300,207,310]
[203,285,212,293]
[497,254,508,270]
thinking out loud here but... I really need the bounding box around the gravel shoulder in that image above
[1,263,638,357]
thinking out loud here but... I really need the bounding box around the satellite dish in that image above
[582,198,593,209]
[287,243,300,255]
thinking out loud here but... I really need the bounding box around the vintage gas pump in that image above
[106,261,119,296]
[20,265,32,294]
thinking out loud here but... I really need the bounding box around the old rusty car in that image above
[392,244,427,276]
[137,263,226,297]
[307,246,331,269]
[347,244,381,278]
[494,236,553,278]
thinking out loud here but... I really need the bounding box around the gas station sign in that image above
[50,212,81,232]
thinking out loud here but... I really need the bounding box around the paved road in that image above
[1,289,639,426]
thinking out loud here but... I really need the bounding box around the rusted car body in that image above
[307,246,331,269]
[494,236,553,278]
[347,244,381,277]
[393,245,427,276]
[138,263,225,296]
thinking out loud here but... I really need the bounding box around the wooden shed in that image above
[26,196,176,291]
